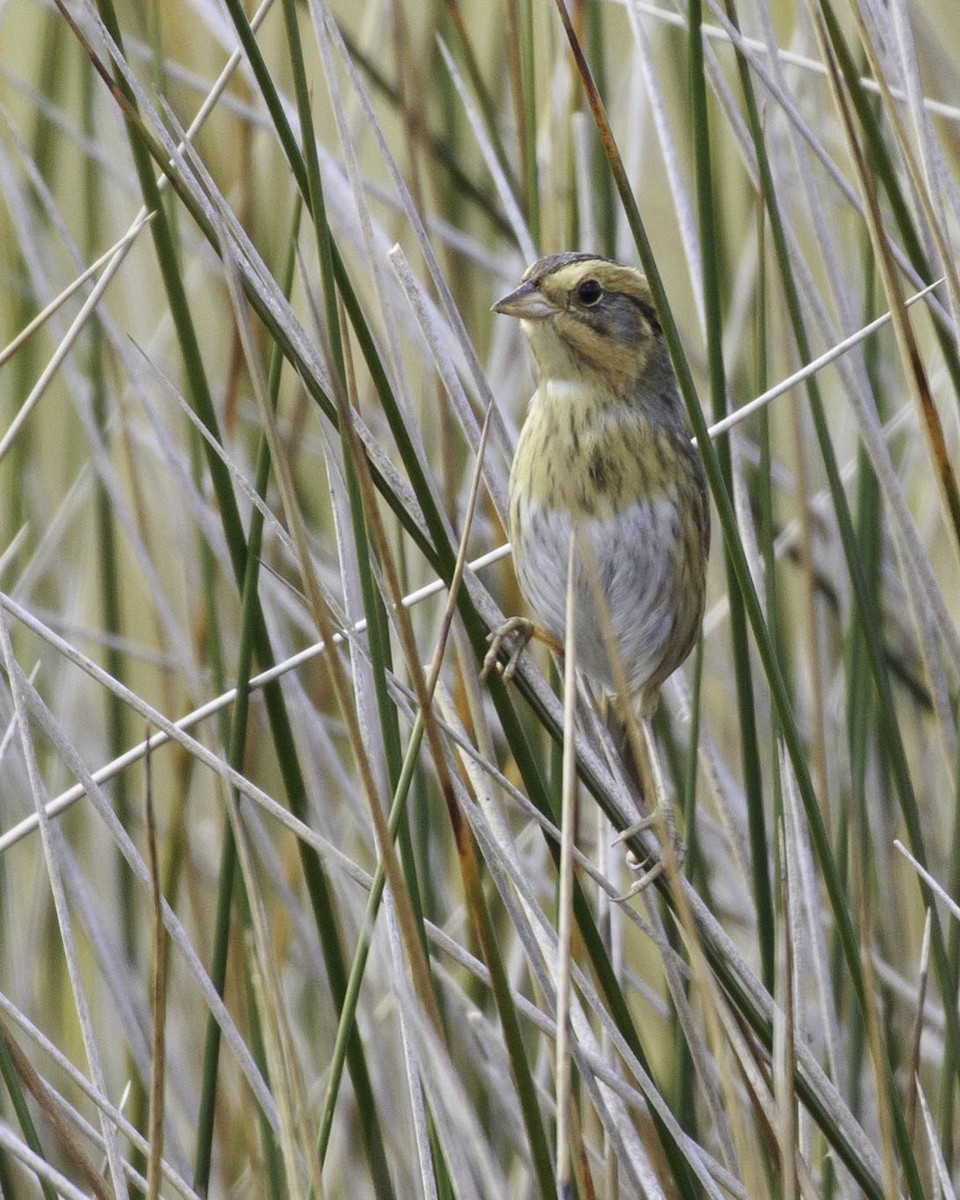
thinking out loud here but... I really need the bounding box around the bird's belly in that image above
[513,495,679,695]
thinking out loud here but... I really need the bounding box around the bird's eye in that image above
[577,279,603,306]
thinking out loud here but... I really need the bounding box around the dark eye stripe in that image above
[626,295,661,335]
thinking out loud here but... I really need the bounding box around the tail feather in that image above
[604,693,653,806]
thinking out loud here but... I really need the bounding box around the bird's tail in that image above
[603,692,652,807]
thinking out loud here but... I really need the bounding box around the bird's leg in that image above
[613,714,685,901]
[481,616,563,683]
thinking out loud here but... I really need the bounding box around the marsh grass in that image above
[1,0,959,1196]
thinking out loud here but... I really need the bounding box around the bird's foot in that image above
[613,803,686,901]
[481,617,562,683]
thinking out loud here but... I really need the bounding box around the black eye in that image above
[577,278,603,306]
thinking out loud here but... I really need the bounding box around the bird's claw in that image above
[481,616,535,682]
[614,806,686,901]
[481,617,543,683]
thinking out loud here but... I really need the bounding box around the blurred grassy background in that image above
[1,0,960,1197]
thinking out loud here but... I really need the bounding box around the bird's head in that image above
[492,253,667,394]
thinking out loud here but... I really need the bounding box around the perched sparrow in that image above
[487,252,709,789]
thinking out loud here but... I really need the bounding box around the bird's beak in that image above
[491,279,557,320]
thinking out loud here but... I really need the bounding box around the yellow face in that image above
[492,253,664,391]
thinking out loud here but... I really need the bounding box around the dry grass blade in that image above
[813,6,960,567]
[0,615,130,1199]
[144,741,167,1200]
[0,1121,108,1200]
[2,0,959,1194]
[894,840,960,923]
[555,531,579,1196]
[0,1021,114,1200]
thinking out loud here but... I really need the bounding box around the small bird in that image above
[486,253,710,855]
